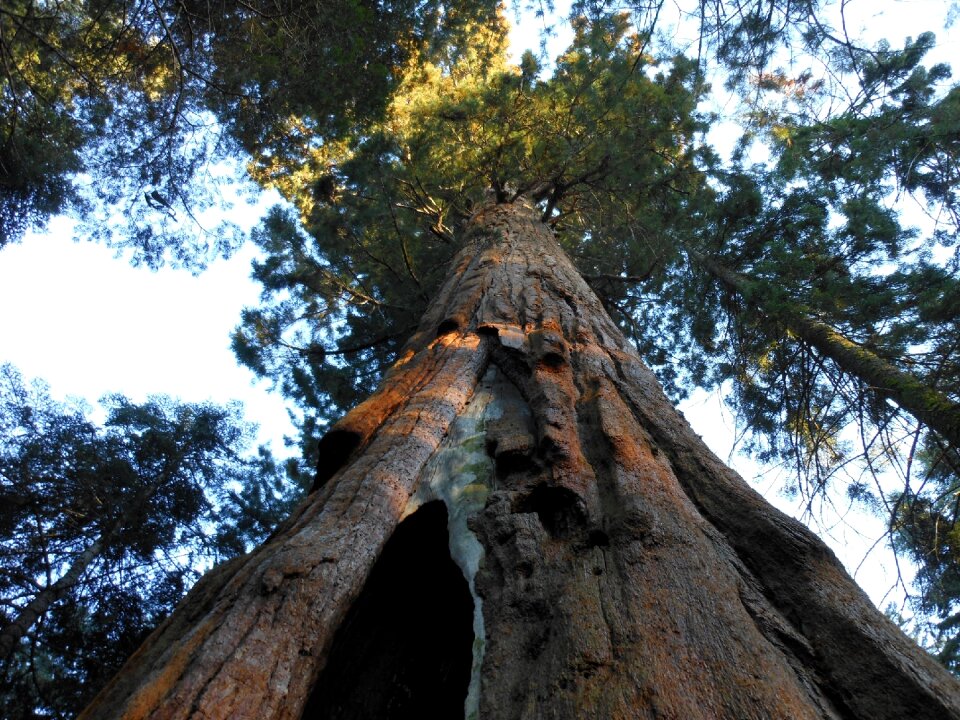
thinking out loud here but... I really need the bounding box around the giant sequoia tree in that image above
[73,6,960,716]
[82,202,960,718]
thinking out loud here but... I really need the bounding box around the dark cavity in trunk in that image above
[302,501,475,719]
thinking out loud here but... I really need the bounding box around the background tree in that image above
[1,0,232,263]
[0,364,303,719]
[666,26,960,656]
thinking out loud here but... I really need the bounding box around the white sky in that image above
[0,209,297,451]
[1,0,956,612]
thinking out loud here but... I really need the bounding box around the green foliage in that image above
[232,204,422,468]
[205,0,501,167]
[579,1,843,92]
[0,364,304,718]
[891,441,960,673]
[0,0,499,267]
[0,0,239,265]
[775,33,960,241]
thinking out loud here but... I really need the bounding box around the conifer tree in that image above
[0,365,301,719]
[79,9,960,717]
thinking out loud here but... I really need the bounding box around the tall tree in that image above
[83,198,960,719]
[0,365,301,719]
[67,5,960,717]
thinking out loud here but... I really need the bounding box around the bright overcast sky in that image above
[0,0,956,608]
[0,199,297,449]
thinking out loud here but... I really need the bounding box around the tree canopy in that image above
[0,364,302,718]
[0,0,500,265]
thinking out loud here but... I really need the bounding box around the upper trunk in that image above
[82,201,960,719]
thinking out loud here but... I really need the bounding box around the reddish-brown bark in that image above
[82,201,960,719]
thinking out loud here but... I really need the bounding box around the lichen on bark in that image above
[406,365,514,718]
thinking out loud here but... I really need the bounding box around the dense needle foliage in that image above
[0,365,302,718]
[0,0,499,265]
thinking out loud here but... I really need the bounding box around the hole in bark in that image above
[302,501,474,720]
[312,429,362,492]
[518,485,586,540]
[541,351,565,368]
[437,318,460,336]
[477,324,499,337]
[588,529,610,548]
[486,438,536,477]
[495,450,537,478]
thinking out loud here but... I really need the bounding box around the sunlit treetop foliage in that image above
[0,0,500,267]
[232,11,716,469]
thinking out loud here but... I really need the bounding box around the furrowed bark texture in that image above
[82,201,960,719]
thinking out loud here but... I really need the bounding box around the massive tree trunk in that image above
[82,201,960,719]
[687,247,960,448]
